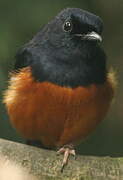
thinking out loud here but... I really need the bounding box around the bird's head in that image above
[28,8,105,65]
[40,8,103,47]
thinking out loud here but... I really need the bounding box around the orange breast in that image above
[4,67,114,148]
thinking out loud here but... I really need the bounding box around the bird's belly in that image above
[4,68,114,148]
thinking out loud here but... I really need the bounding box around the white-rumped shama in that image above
[3,8,116,171]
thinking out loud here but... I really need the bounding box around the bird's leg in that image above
[57,144,76,172]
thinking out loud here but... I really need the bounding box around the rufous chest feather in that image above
[3,68,115,147]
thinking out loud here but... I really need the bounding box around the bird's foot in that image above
[57,144,76,172]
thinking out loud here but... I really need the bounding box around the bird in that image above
[3,8,116,171]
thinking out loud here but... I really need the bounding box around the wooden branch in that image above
[0,138,123,180]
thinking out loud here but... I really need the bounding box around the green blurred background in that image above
[0,0,123,156]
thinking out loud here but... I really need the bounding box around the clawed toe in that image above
[56,144,76,172]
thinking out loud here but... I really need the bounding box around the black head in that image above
[15,8,106,88]
[30,8,103,48]
[56,8,103,39]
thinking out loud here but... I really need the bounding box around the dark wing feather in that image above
[14,47,33,70]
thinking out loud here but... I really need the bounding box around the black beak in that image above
[75,31,102,42]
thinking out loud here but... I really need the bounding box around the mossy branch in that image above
[0,138,123,180]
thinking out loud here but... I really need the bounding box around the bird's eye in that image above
[63,21,73,32]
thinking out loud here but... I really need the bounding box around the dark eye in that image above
[63,21,73,32]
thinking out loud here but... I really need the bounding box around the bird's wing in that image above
[14,47,33,71]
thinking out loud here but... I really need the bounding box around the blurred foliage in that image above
[0,0,123,156]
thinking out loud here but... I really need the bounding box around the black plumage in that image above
[15,8,106,88]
